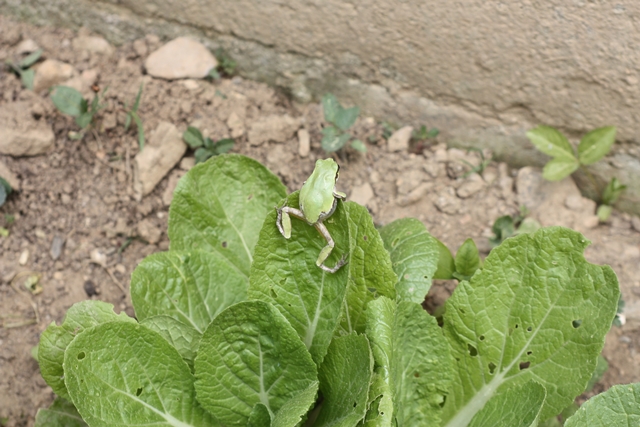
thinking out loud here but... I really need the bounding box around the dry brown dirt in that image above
[1,15,639,427]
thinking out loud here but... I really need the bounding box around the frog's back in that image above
[299,159,339,223]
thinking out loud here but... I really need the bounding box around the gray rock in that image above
[433,188,461,214]
[456,174,486,198]
[397,182,433,207]
[248,114,301,146]
[298,128,310,157]
[72,35,114,55]
[145,37,218,79]
[133,121,187,197]
[50,235,65,260]
[162,170,185,206]
[388,126,413,152]
[32,59,76,93]
[516,166,597,230]
[15,39,40,55]
[0,102,55,156]
[350,182,374,207]
[0,160,20,190]
[137,219,162,245]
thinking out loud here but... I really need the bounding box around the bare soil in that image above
[1,15,639,427]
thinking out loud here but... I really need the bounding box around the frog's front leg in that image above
[314,222,348,273]
[276,206,305,239]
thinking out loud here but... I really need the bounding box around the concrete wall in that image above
[2,0,640,214]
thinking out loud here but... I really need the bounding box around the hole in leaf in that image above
[467,344,478,357]
[270,288,278,299]
[221,241,228,248]
[363,235,368,241]
[136,387,143,396]
[479,335,485,341]
[572,320,582,328]
[527,326,532,332]
[439,396,447,408]
[391,238,399,247]
[77,352,85,360]
[519,361,530,370]
[515,324,519,329]
[414,372,420,378]
[460,308,466,314]
[527,350,532,355]
[353,402,357,407]
[488,362,496,374]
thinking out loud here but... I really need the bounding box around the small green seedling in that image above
[0,177,11,209]
[206,48,237,80]
[0,178,12,237]
[597,177,627,222]
[489,209,541,248]
[182,126,234,163]
[527,125,627,217]
[123,84,145,151]
[410,125,439,153]
[5,49,42,90]
[50,86,107,139]
[461,147,492,178]
[321,93,366,153]
[433,237,483,281]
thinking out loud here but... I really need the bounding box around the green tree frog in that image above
[276,158,348,273]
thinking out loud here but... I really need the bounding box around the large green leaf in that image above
[340,201,396,334]
[50,86,84,117]
[168,154,287,278]
[379,218,439,303]
[140,315,200,370]
[64,322,216,427]
[194,301,318,426]
[467,381,546,427]
[315,334,373,427]
[131,250,247,333]
[441,227,620,426]
[578,126,617,166]
[564,382,640,426]
[35,398,87,427]
[526,126,575,160]
[542,157,580,181]
[248,192,350,365]
[38,300,135,400]
[366,298,452,426]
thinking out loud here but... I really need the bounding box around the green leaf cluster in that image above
[35,154,630,427]
[50,86,107,134]
[321,93,366,153]
[183,126,234,163]
[527,125,616,181]
[5,48,42,90]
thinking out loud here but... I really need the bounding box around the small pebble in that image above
[50,235,65,260]
[83,280,99,297]
[19,249,29,266]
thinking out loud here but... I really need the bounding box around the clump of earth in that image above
[1,15,639,427]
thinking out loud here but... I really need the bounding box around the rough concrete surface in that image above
[2,0,640,213]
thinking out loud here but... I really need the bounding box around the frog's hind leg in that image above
[314,222,348,273]
[276,206,305,239]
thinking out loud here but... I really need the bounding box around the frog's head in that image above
[315,158,340,185]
